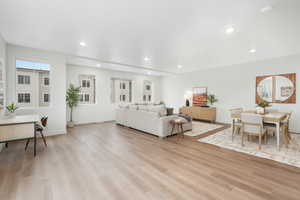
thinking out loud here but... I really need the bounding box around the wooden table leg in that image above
[276,122,280,151]
[232,119,235,141]
[180,124,184,138]
[34,122,37,156]
[170,123,175,136]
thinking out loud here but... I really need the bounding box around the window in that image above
[44,93,49,102]
[79,75,95,104]
[84,94,90,102]
[81,80,91,88]
[44,77,49,86]
[143,80,153,102]
[18,75,30,84]
[18,93,31,103]
[16,60,51,107]
[111,78,132,103]
[79,93,91,103]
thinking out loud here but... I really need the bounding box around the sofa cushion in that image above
[138,105,149,111]
[148,105,167,117]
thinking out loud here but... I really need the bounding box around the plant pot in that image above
[5,112,16,118]
[67,121,75,128]
[256,107,265,115]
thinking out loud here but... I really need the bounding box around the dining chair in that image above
[25,117,48,151]
[263,108,279,137]
[282,112,292,148]
[229,108,243,141]
[265,108,278,113]
[241,113,267,150]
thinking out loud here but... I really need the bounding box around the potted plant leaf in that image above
[207,94,218,106]
[66,84,81,128]
[256,101,271,114]
[6,103,18,118]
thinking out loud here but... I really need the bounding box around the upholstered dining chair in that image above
[282,112,292,148]
[25,117,48,151]
[265,108,278,113]
[241,113,267,150]
[230,108,243,141]
[263,108,279,137]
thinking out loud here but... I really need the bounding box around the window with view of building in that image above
[18,93,31,103]
[16,60,51,107]
[44,93,49,103]
[18,75,30,84]
[111,78,132,103]
[143,80,153,103]
[44,77,49,86]
[79,75,95,104]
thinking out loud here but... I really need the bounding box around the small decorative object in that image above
[207,94,218,106]
[185,99,190,107]
[66,84,81,128]
[256,101,271,114]
[6,103,18,118]
[193,87,208,106]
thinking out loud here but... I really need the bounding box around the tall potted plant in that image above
[66,84,80,128]
[207,94,218,106]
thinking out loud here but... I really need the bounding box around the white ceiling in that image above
[1,0,300,75]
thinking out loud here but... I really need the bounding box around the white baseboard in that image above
[45,129,67,136]
[74,120,115,126]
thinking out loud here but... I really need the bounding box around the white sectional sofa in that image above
[116,104,192,138]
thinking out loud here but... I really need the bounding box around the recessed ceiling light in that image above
[261,6,272,13]
[144,57,150,61]
[249,49,257,53]
[177,65,183,69]
[225,26,235,34]
[79,42,86,47]
[147,71,151,75]
[96,63,101,67]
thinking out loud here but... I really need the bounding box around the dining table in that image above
[231,110,288,151]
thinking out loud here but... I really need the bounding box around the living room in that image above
[1,0,300,199]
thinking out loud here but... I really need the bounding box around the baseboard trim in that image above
[73,120,115,126]
[45,129,67,136]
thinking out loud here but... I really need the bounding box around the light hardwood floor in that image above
[1,122,300,200]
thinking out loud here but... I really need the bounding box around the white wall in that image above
[67,65,162,124]
[0,34,6,151]
[6,45,67,136]
[162,54,300,133]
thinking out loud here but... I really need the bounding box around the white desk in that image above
[0,115,39,156]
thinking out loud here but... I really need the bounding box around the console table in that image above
[180,106,216,123]
[0,115,39,156]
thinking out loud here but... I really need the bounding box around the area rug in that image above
[184,121,223,136]
[198,128,300,168]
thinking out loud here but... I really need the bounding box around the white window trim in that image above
[15,58,52,108]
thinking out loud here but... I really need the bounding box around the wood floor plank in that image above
[1,122,300,200]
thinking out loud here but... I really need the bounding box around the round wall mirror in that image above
[256,73,296,104]
[257,77,273,102]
